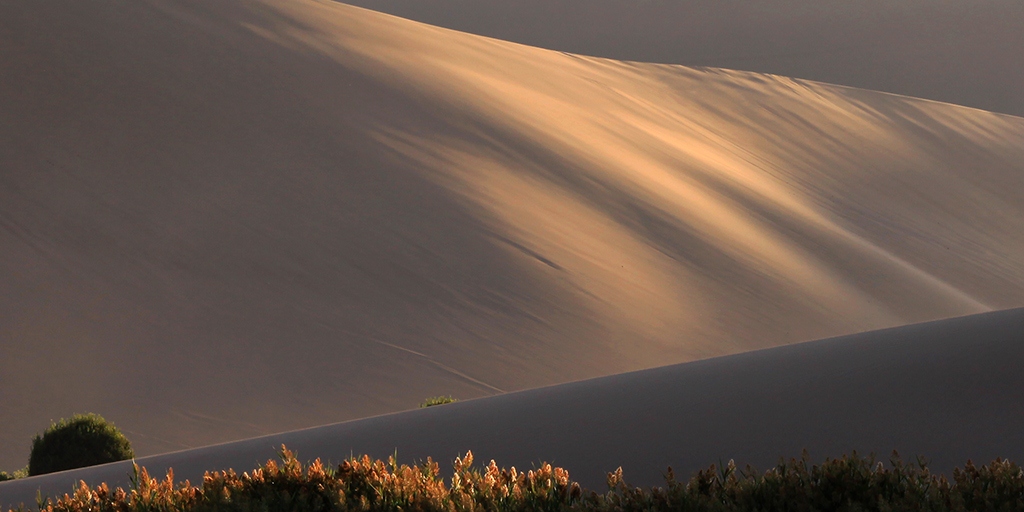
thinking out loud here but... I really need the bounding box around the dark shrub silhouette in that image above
[28,413,133,476]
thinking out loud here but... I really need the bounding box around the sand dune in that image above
[3,0,1024,472]
[4,309,1024,507]
[342,0,1024,117]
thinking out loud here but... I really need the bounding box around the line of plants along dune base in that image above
[8,445,1024,512]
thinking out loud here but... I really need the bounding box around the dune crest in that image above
[2,0,1024,470]
[342,0,1024,117]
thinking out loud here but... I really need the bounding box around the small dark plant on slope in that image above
[0,467,27,481]
[28,413,134,476]
[420,395,458,408]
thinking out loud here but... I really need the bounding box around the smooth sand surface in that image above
[342,0,1024,117]
[3,309,1024,507]
[4,0,1024,471]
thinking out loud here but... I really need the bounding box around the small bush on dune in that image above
[420,395,458,408]
[28,413,134,477]
[0,467,27,482]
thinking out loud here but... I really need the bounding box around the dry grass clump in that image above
[17,447,580,512]
[420,396,458,408]
[10,447,1024,512]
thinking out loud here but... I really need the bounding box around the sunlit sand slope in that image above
[3,309,1024,505]
[3,0,1024,470]
[342,0,1024,117]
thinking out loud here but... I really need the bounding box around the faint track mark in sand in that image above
[365,336,507,394]
[488,233,564,271]
[118,428,194,452]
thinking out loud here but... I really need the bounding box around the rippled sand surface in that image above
[2,0,1023,472]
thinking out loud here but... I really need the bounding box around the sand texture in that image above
[3,309,1024,507]
[3,0,1024,471]
[343,0,1024,117]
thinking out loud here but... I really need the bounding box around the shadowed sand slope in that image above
[342,0,1024,117]
[3,309,1024,505]
[3,0,1024,470]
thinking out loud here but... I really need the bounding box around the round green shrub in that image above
[28,413,134,476]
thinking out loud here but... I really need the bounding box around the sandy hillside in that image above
[342,0,1024,117]
[3,309,1024,506]
[3,0,1024,471]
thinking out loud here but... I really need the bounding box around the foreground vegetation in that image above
[8,446,1024,512]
